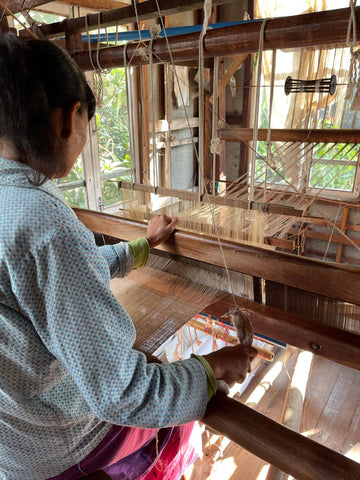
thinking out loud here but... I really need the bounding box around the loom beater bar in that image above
[73,208,360,308]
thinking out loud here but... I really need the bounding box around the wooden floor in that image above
[186,347,360,480]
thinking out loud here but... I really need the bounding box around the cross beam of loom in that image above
[63,7,360,69]
[10,6,360,67]
[74,208,360,480]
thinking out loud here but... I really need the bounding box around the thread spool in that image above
[284,75,337,95]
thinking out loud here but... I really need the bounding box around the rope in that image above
[149,24,161,187]
[85,13,104,107]
[123,42,137,183]
[198,0,212,194]
[211,57,220,194]
[249,18,269,206]
[345,0,360,104]
[323,204,341,261]
[264,49,276,202]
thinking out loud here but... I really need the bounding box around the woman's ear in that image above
[61,102,81,139]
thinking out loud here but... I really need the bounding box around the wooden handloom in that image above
[9,3,360,478]
[74,207,360,480]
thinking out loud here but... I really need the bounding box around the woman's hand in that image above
[146,215,178,249]
[203,344,258,385]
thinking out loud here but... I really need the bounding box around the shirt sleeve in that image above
[98,242,134,278]
[12,224,208,428]
[191,354,217,400]
[98,237,150,278]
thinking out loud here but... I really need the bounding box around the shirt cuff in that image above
[191,354,217,401]
[128,237,150,269]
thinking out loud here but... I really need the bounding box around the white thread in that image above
[198,0,212,194]
[265,49,276,202]
[346,0,360,103]
[249,18,269,206]
[149,23,161,39]
[210,137,222,155]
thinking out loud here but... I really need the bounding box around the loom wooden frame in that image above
[21,4,360,478]
[61,7,360,70]
[74,208,360,480]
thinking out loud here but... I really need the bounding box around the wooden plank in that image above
[341,396,360,459]
[289,227,360,248]
[265,236,295,251]
[71,7,360,70]
[203,392,360,480]
[73,208,360,306]
[60,0,130,10]
[311,366,360,452]
[153,117,199,132]
[38,0,237,36]
[203,297,360,370]
[219,128,360,144]
[300,356,343,434]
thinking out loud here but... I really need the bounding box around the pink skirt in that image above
[48,422,202,480]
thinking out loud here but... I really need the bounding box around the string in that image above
[149,24,161,187]
[123,42,136,183]
[198,0,212,195]
[249,19,269,207]
[323,204,341,261]
[265,49,277,202]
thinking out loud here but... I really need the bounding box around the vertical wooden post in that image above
[65,30,83,55]
[239,0,254,179]
[335,207,349,263]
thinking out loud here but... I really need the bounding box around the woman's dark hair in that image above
[0,32,96,181]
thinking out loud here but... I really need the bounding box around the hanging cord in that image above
[210,57,221,195]
[123,42,137,183]
[264,49,276,202]
[249,18,269,207]
[153,0,201,185]
[85,13,105,107]
[198,0,212,194]
[323,204,341,262]
[152,0,238,306]
[345,0,360,102]
[149,24,162,187]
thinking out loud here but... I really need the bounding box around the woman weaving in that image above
[0,32,257,480]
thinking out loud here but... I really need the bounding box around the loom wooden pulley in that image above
[284,75,337,95]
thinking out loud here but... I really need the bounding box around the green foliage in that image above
[55,68,131,208]
[309,163,356,191]
[309,143,359,191]
[97,68,131,206]
[54,157,87,207]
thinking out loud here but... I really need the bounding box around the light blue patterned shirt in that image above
[0,158,208,480]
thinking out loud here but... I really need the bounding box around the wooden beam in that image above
[70,7,360,70]
[289,227,360,248]
[73,209,360,306]
[203,393,360,480]
[203,297,360,370]
[219,128,360,144]
[4,0,52,15]
[153,117,199,132]
[336,207,350,263]
[36,0,237,37]
[60,0,130,11]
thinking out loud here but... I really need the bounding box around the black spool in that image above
[284,75,337,95]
